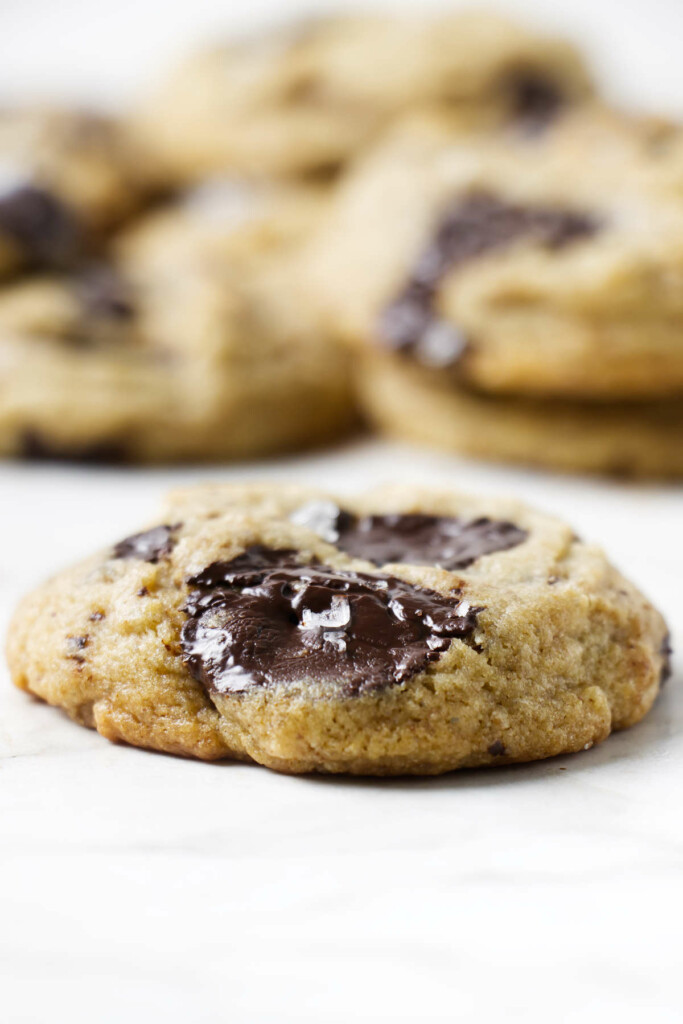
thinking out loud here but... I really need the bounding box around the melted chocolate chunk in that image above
[21,430,127,463]
[0,184,82,268]
[181,546,479,697]
[189,545,303,589]
[507,72,565,133]
[660,632,673,687]
[113,524,179,564]
[66,634,89,662]
[291,502,527,570]
[379,193,598,368]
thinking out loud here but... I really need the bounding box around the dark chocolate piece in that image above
[189,545,302,589]
[66,634,89,662]
[378,192,598,368]
[506,72,565,133]
[0,184,82,268]
[21,430,127,463]
[112,524,180,564]
[181,546,479,697]
[291,502,527,570]
[487,740,506,756]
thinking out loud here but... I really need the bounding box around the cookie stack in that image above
[306,105,683,478]
[1,11,682,475]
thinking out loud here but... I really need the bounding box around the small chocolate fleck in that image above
[488,740,506,756]
[0,184,83,268]
[113,524,180,564]
[75,264,136,322]
[181,546,479,697]
[88,610,105,622]
[378,193,598,369]
[66,634,89,662]
[20,430,127,464]
[660,632,673,688]
[291,502,527,571]
[137,587,150,597]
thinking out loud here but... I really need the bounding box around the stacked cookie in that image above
[305,106,683,478]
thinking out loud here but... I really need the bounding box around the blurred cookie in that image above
[0,107,151,278]
[358,351,683,479]
[7,483,669,774]
[308,108,683,400]
[135,12,592,183]
[0,182,353,461]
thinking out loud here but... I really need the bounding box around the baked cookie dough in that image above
[307,109,683,400]
[135,12,592,183]
[0,182,352,461]
[357,351,683,479]
[7,483,669,775]
[0,107,151,278]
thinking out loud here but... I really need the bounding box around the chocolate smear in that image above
[378,192,598,368]
[181,546,479,697]
[291,502,527,570]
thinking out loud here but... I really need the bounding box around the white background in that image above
[1,2,683,1022]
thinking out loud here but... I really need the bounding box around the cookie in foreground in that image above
[6,484,670,775]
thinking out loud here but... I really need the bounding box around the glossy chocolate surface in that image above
[181,546,479,697]
[113,524,179,563]
[292,502,527,570]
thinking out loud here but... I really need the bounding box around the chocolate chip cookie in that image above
[307,108,683,401]
[0,107,151,278]
[0,182,352,461]
[135,12,591,183]
[7,484,669,774]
